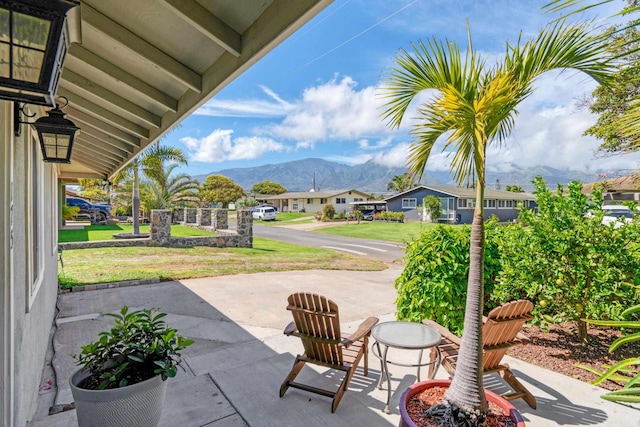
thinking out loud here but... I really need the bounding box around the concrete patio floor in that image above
[29,266,640,427]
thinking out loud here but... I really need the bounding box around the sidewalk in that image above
[30,267,640,427]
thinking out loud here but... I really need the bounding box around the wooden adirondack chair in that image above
[279,292,379,412]
[423,299,537,409]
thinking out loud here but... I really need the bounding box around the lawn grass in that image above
[58,224,215,242]
[313,221,444,243]
[57,236,387,288]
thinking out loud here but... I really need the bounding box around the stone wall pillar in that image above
[198,208,212,226]
[236,208,253,247]
[173,208,185,223]
[150,210,172,245]
[213,209,228,230]
[186,208,197,223]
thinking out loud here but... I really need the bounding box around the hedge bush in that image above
[395,220,502,335]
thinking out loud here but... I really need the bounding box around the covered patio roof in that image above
[53,0,331,181]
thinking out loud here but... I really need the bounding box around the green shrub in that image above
[62,205,80,220]
[323,204,335,220]
[492,177,640,342]
[395,220,502,335]
[376,211,404,222]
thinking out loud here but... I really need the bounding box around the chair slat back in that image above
[482,300,533,369]
[287,293,343,366]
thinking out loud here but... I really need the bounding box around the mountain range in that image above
[192,158,597,193]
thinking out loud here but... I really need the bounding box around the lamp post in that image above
[0,0,79,106]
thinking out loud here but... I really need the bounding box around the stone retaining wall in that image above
[59,208,253,250]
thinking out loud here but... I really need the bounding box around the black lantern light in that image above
[31,101,79,163]
[0,0,79,106]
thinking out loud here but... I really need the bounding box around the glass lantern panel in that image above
[13,12,50,50]
[0,44,8,78]
[13,45,43,82]
[42,132,70,159]
[0,8,9,42]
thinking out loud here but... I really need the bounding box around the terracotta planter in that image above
[399,379,525,427]
[70,369,168,427]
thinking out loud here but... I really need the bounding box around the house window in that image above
[354,198,363,202]
[458,199,467,208]
[292,199,298,210]
[402,198,417,209]
[336,198,346,204]
[27,134,44,308]
[484,199,496,209]
[320,198,327,204]
[497,200,513,208]
[307,198,313,204]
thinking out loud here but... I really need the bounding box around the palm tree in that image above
[114,144,187,235]
[380,21,612,422]
[386,172,415,192]
[143,163,200,210]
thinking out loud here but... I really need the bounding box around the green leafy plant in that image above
[62,204,80,220]
[395,221,502,335]
[323,204,335,220]
[576,302,640,403]
[422,195,442,222]
[73,307,194,390]
[493,177,640,343]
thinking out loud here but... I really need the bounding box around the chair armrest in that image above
[342,317,379,346]
[283,321,297,336]
[422,319,461,346]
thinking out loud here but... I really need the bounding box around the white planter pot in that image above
[70,369,168,427]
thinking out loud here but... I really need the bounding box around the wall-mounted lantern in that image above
[0,0,79,106]
[15,98,79,163]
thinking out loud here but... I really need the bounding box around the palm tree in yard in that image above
[114,144,187,235]
[387,172,415,192]
[380,20,613,424]
[143,163,200,210]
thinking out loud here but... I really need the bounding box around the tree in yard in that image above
[77,179,109,202]
[582,23,640,154]
[380,20,613,423]
[422,195,442,222]
[250,180,287,195]
[505,184,525,193]
[200,174,246,208]
[386,172,415,192]
[493,177,640,344]
[113,144,187,235]
[142,163,200,210]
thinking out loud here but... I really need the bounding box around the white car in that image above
[600,205,634,228]
[251,206,277,221]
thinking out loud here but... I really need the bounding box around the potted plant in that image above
[380,17,613,427]
[70,306,194,427]
[399,380,525,427]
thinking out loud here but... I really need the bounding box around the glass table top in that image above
[371,321,441,349]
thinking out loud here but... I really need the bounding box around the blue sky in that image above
[163,0,640,180]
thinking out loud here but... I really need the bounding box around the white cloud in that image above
[369,142,411,168]
[181,129,286,162]
[194,85,294,118]
[263,75,392,142]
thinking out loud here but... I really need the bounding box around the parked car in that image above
[586,205,634,228]
[251,206,277,221]
[361,210,374,221]
[256,203,278,211]
[66,197,112,222]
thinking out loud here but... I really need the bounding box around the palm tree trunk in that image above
[444,181,488,414]
[133,167,140,235]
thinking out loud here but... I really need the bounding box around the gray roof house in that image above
[384,185,537,223]
[262,189,373,213]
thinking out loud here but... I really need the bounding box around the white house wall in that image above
[1,101,60,426]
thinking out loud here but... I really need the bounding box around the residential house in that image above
[262,189,373,213]
[0,2,331,425]
[385,185,536,223]
[581,175,640,204]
